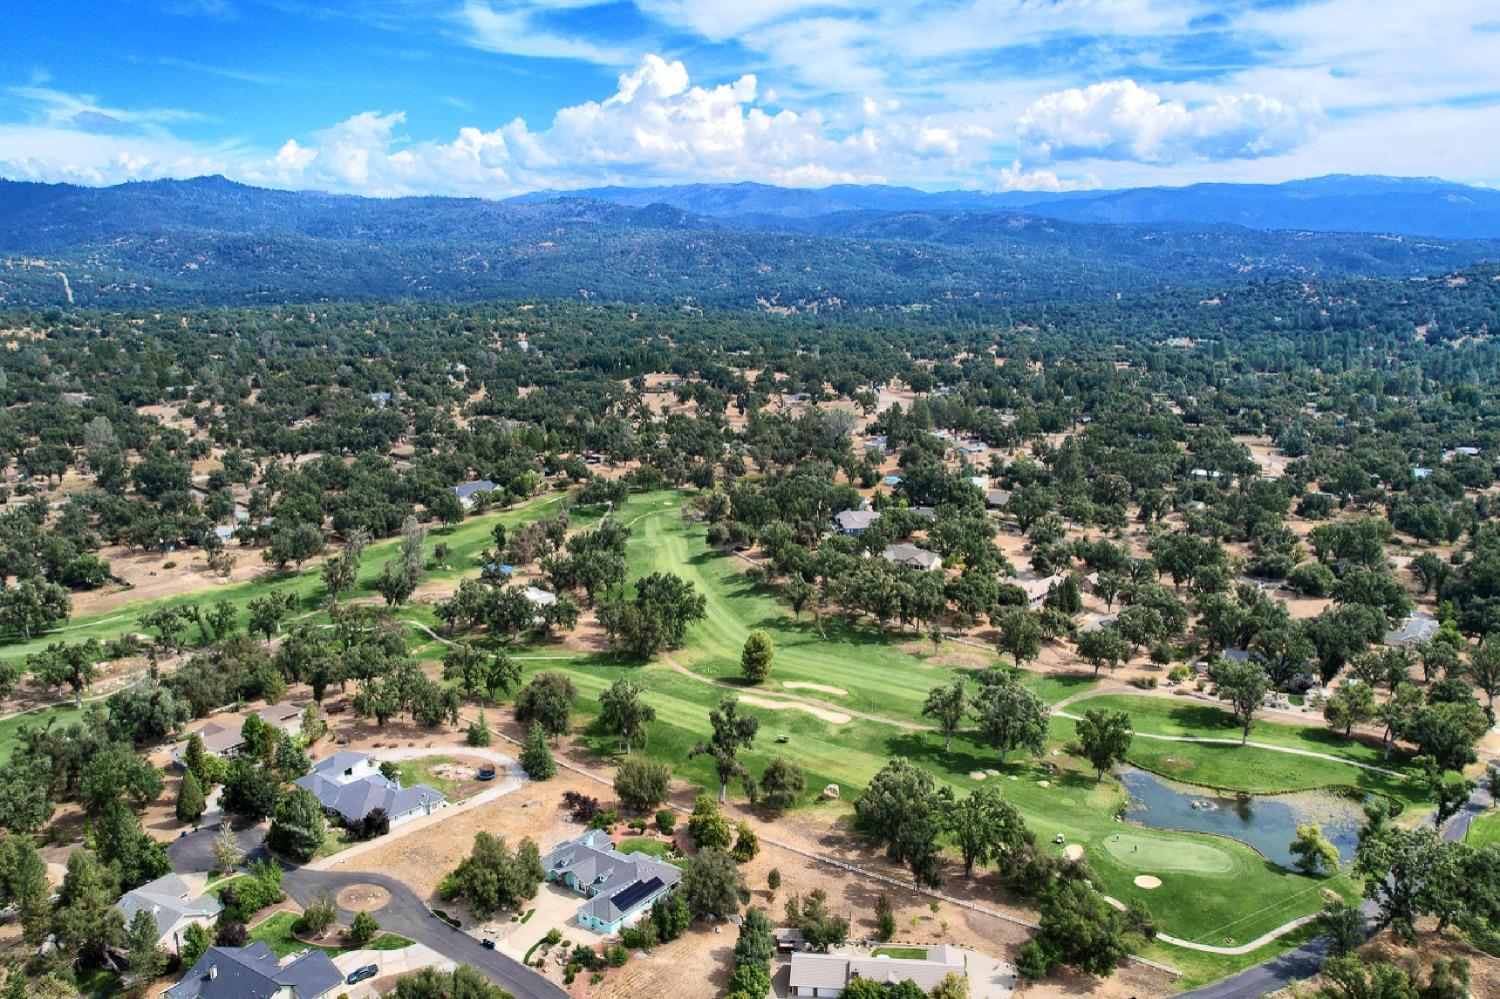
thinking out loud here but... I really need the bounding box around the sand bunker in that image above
[1063,845,1084,862]
[969,771,987,781]
[739,695,851,725]
[1134,875,1162,890]
[782,681,849,697]
[1037,780,1050,787]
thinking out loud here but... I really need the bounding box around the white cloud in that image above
[0,55,996,196]
[456,1,630,64]
[1016,80,1321,164]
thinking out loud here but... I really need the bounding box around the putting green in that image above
[1101,832,1235,874]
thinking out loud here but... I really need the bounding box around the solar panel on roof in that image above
[604,877,664,916]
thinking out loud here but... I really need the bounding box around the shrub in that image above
[655,809,676,835]
[346,911,379,946]
[587,809,619,831]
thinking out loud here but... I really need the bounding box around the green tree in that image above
[1324,680,1377,736]
[27,639,100,708]
[519,723,555,780]
[347,911,379,946]
[1464,642,1500,706]
[1075,708,1133,781]
[122,906,168,989]
[740,629,774,684]
[1290,822,1340,875]
[392,966,516,999]
[1074,627,1129,676]
[689,697,759,803]
[947,784,1029,876]
[0,835,52,947]
[688,795,733,851]
[514,672,577,744]
[731,821,760,862]
[994,608,1043,667]
[599,676,655,754]
[855,757,950,887]
[175,769,206,825]
[613,757,671,812]
[681,848,744,919]
[267,786,326,862]
[922,677,967,751]
[969,673,1048,767]
[1212,658,1271,744]
[758,756,805,814]
[56,850,123,968]
[1316,898,1365,958]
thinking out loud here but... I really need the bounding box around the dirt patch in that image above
[336,884,390,912]
[781,681,849,697]
[1063,844,1084,862]
[737,695,851,725]
[432,762,478,782]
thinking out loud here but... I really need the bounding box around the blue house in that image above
[541,830,682,935]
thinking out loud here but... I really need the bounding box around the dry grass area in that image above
[338,766,602,904]
[1273,921,1500,998]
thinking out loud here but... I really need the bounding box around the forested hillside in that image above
[2,177,1497,310]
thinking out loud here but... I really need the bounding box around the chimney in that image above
[208,965,218,980]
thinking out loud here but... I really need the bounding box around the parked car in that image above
[347,964,379,985]
[482,938,496,950]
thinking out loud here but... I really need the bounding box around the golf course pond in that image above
[1118,767,1368,870]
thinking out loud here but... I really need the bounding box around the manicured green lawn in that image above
[1072,694,1416,773]
[871,946,928,959]
[616,837,671,858]
[396,756,462,797]
[249,910,413,957]
[1467,809,1500,849]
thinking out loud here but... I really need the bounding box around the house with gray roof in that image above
[541,829,682,935]
[451,479,499,508]
[166,941,342,999]
[882,544,942,571]
[116,874,222,955]
[833,509,881,536]
[293,751,446,830]
[1385,612,1438,647]
[788,946,965,997]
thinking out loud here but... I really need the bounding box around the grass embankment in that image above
[249,910,413,957]
[501,493,1377,956]
[1468,809,1500,849]
[1072,694,1423,809]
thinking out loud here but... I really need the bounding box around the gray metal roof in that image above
[293,770,446,825]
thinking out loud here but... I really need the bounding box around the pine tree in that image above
[122,907,168,988]
[740,630,774,684]
[176,769,206,825]
[520,722,555,780]
[182,732,209,787]
[466,710,492,747]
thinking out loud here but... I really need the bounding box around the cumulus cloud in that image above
[1016,80,1321,164]
[2,56,988,196]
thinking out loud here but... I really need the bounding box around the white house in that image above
[293,751,447,830]
[116,874,222,956]
[788,946,965,997]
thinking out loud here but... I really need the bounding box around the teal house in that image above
[541,830,682,934]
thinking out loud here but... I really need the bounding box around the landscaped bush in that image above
[654,808,676,835]
[587,808,619,831]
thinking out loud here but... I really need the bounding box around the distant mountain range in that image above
[0,174,1497,309]
[513,175,1500,240]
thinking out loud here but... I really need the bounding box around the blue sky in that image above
[2,1,1498,195]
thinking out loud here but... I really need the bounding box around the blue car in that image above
[346,964,379,985]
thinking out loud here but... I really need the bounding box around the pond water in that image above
[1118,768,1367,869]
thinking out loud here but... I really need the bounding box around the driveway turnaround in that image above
[168,825,568,999]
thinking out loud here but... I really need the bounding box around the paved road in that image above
[168,826,568,999]
[1178,760,1496,999]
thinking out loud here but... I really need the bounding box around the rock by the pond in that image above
[985,769,1000,777]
